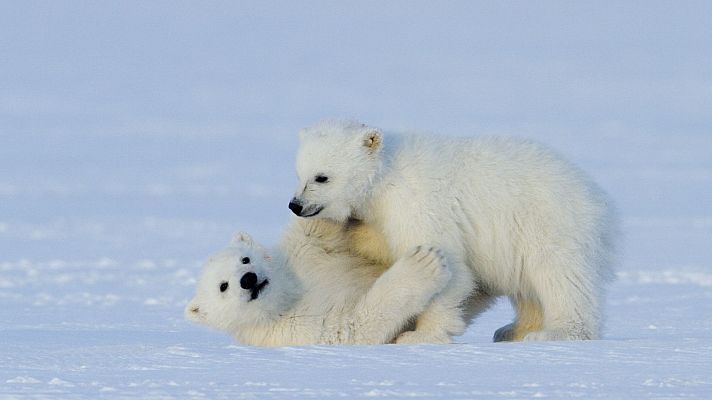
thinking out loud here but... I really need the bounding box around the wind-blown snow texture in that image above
[2,1,711,398]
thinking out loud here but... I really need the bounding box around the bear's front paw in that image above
[401,246,450,294]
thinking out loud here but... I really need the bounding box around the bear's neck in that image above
[243,251,302,324]
[268,251,303,311]
[351,136,401,225]
[233,250,311,347]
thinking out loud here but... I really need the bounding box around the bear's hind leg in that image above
[395,302,464,344]
[350,246,450,344]
[493,297,544,342]
[395,260,474,344]
[523,267,601,341]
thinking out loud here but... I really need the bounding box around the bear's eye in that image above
[219,281,229,292]
[241,257,250,264]
[315,175,329,183]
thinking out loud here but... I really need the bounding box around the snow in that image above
[2,1,711,398]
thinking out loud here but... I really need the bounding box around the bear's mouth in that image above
[301,206,324,218]
[249,279,269,301]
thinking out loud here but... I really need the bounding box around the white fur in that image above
[185,219,451,346]
[292,120,618,342]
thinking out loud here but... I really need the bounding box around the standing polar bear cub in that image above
[290,120,617,343]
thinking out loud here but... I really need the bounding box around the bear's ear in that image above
[231,231,253,246]
[361,128,382,154]
[185,298,204,322]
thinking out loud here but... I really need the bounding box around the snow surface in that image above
[2,1,711,398]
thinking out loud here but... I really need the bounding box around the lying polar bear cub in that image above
[185,218,450,346]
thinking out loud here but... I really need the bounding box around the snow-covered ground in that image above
[2,2,711,398]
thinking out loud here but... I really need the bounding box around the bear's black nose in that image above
[240,272,258,290]
[288,199,303,216]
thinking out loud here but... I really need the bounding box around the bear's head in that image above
[290,120,383,223]
[185,232,289,333]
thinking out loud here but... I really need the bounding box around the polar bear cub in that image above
[290,120,618,343]
[185,219,451,346]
